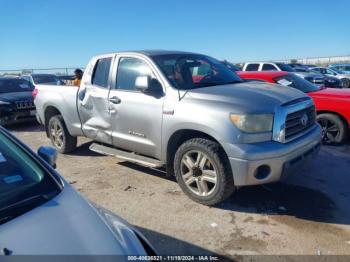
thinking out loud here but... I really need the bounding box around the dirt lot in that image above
[8,122,350,260]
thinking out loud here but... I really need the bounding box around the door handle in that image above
[109,96,121,104]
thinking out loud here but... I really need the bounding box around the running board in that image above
[89,143,164,168]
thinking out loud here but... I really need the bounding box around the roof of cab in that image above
[98,50,199,57]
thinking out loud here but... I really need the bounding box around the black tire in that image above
[48,115,77,153]
[317,113,348,144]
[174,138,234,206]
[341,78,350,88]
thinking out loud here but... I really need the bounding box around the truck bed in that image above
[34,84,83,137]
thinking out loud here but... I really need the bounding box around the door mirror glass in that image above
[37,146,57,168]
[135,76,149,92]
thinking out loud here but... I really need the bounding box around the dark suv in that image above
[0,77,36,125]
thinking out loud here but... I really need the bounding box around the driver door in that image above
[108,55,165,159]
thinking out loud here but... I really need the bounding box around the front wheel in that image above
[317,113,348,144]
[48,115,77,153]
[341,78,350,88]
[174,138,234,206]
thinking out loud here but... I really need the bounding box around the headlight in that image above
[0,101,10,105]
[230,113,274,133]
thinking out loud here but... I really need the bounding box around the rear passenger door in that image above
[77,56,114,144]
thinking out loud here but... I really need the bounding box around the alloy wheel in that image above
[318,118,340,143]
[180,150,218,196]
[50,121,64,149]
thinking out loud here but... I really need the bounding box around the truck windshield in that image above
[152,54,243,90]
[274,74,320,93]
[0,79,34,93]
[0,130,61,225]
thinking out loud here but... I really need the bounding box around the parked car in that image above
[0,125,156,255]
[329,64,350,74]
[34,50,321,206]
[0,77,36,125]
[311,67,350,88]
[289,63,317,70]
[292,67,342,88]
[21,74,61,86]
[237,71,350,144]
[242,62,325,87]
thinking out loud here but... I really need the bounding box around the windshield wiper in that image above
[0,194,53,221]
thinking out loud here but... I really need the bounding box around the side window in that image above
[92,57,112,88]
[262,64,278,71]
[116,57,153,91]
[22,76,30,82]
[326,69,334,75]
[245,64,260,71]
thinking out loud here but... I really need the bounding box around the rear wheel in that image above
[48,115,77,153]
[341,78,350,88]
[174,138,234,206]
[317,113,348,144]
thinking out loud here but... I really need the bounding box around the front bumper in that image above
[224,124,321,186]
[0,110,37,125]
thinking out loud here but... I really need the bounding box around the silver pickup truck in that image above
[34,50,321,205]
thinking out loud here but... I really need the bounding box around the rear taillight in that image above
[32,88,38,99]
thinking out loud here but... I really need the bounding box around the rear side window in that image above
[92,57,112,88]
[262,64,278,71]
[245,64,259,71]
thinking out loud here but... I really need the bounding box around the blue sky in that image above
[0,0,349,70]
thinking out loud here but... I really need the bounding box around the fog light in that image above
[254,165,271,180]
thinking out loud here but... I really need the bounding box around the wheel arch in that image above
[44,106,63,137]
[317,110,349,128]
[165,129,228,171]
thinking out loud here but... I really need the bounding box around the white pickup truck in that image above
[34,50,321,205]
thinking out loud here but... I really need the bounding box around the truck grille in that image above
[285,106,316,141]
[15,100,35,110]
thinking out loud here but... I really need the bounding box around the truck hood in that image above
[0,184,147,255]
[182,82,307,112]
[0,91,33,102]
[309,88,350,99]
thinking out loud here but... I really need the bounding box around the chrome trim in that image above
[15,100,35,110]
[272,99,315,143]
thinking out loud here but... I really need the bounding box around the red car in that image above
[237,71,350,144]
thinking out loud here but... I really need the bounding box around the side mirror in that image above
[38,146,57,168]
[135,76,163,96]
[135,76,149,92]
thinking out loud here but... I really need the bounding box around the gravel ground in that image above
[8,122,350,260]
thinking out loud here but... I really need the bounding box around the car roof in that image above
[0,76,22,80]
[26,73,57,76]
[329,64,350,66]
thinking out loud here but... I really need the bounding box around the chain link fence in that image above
[0,67,84,76]
[238,55,350,66]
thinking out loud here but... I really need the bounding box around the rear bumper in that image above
[223,125,321,186]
